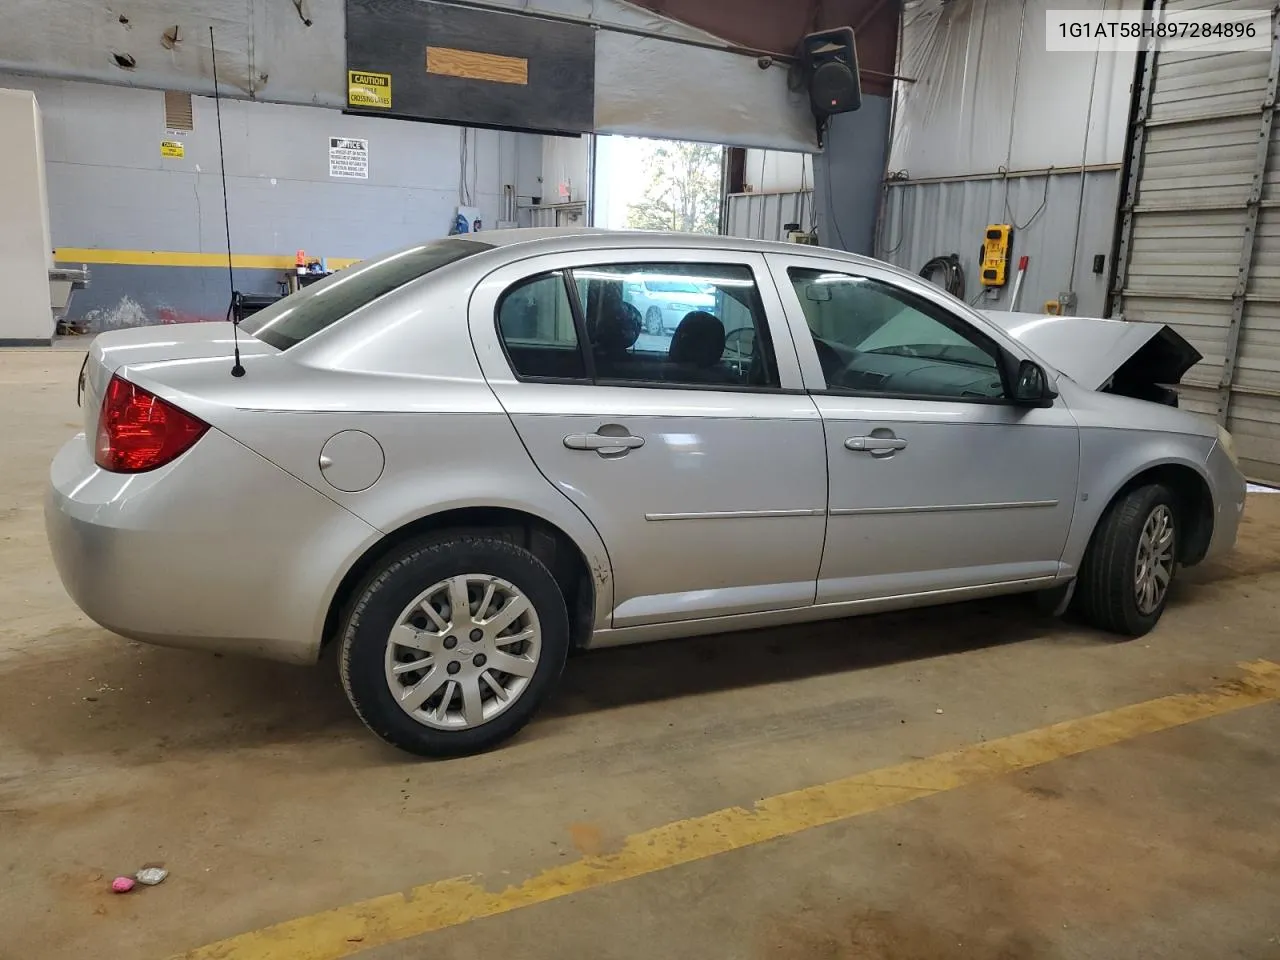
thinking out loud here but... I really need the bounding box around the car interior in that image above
[794,271,1008,400]
[498,266,778,388]
[497,264,1009,399]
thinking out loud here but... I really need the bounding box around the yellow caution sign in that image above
[348,70,392,109]
[160,140,185,159]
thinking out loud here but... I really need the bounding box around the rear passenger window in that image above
[572,263,779,389]
[496,272,587,380]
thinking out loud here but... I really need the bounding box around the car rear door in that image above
[765,252,1081,603]
[469,247,827,629]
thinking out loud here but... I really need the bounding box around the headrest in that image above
[668,311,726,369]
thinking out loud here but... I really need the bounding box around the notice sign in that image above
[348,70,391,109]
[329,137,369,179]
[160,139,185,159]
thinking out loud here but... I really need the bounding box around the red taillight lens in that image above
[95,375,209,473]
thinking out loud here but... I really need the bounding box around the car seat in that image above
[667,311,727,383]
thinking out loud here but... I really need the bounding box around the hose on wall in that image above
[919,253,965,299]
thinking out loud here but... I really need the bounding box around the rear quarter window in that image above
[240,239,492,350]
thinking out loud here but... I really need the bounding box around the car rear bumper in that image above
[45,430,380,664]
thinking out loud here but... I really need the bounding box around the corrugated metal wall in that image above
[878,168,1122,315]
[883,0,1139,314]
[724,191,815,241]
[1114,1,1280,484]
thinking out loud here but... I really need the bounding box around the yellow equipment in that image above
[979,224,1013,287]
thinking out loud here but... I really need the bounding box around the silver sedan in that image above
[45,230,1247,757]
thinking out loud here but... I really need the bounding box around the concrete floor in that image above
[2,348,1279,960]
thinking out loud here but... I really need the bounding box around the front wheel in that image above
[645,307,663,336]
[339,534,569,757]
[1074,484,1179,637]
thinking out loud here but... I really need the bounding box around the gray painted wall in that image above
[3,73,540,329]
[814,95,892,256]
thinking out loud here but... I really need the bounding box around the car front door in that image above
[766,254,1080,604]
[470,248,827,629]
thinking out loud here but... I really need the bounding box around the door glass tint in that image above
[789,268,1006,400]
[496,272,587,380]
[571,263,778,388]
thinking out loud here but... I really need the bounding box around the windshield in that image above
[853,309,991,365]
[240,238,492,350]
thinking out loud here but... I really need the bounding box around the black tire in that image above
[339,533,569,757]
[645,307,663,336]
[1073,483,1179,638]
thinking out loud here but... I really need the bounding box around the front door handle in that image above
[846,436,908,453]
[564,432,645,456]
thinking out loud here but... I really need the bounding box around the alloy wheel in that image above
[384,574,541,730]
[1134,504,1175,615]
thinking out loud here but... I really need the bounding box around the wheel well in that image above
[1111,464,1214,565]
[322,507,596,654]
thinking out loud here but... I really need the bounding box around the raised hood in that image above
[980,311,1202,400]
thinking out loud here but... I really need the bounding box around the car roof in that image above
[466,227,887,269]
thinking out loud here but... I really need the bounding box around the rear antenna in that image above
[210,26,245,378]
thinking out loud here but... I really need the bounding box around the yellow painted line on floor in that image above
[176,660,1280,960]
[53,248,362,270]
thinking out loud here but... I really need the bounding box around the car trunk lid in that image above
[78,322,277,449]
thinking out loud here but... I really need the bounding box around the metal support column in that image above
[1109,7,1162,319]
[1216,8,1280,423]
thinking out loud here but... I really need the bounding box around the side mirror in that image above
[1011,358,1057,406]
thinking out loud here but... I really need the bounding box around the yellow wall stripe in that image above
[174,660,1280,960]
[53,248,362,270]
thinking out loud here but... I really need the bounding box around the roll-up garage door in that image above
[1113,1,1280,484]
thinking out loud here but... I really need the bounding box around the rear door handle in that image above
[846,436,908,453]
[564,433,645,456]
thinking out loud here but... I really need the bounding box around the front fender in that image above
[1059,427,1215,572]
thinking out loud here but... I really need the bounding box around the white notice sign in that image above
[329,137,369,179]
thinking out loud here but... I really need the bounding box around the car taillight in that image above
[95,375,209,473]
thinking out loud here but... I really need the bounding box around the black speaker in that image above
[801,27,862,118]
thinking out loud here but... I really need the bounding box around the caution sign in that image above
[160,140,185,159]
[348,70,392,109]
[329,137,369,179]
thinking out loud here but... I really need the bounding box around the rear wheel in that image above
[1074,484,1178,637]
[340,534,569,757]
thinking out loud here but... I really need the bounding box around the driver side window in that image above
[788,268,1006,401]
